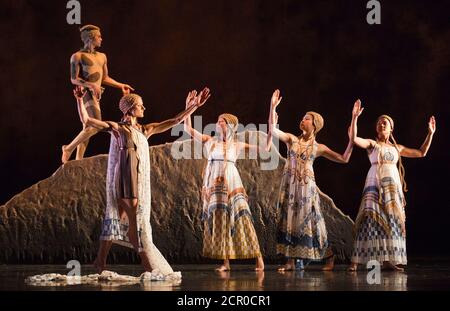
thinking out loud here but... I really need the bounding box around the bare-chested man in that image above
[62,24,134,163]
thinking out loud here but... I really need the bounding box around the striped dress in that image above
[277,138,329,260]
[201,139,262,259]
[351,143,407,265]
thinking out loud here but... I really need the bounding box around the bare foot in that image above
[278,264,294,272]
[382,262,404,272]
[322,255,335,271]
[215,265,230,272]
[255,257,265,271]
[348,263,358,272]
[61,145,72,164]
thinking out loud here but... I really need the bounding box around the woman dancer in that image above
[183,89,265,271]
[348,100,435,271]
[268,89,354,271]
[73,86,209,277]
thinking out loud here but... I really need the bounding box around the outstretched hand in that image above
[185,87,211,110]
[352,99,364,118]
[121,84,135,95]
[196,87,211,108]
[271,89,282,109]
[73,86,87,99]
[185,90,198,109]
[428,116,436,134]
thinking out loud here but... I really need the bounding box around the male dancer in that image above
[62,24,134,163]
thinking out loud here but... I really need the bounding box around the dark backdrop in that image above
[0,0,449,256]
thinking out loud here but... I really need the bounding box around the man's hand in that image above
[121,83,135,95]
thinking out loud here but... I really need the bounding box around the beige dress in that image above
[201,138,262,259]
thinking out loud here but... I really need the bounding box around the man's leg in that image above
[62,95,102,163]
[75,123,95,160]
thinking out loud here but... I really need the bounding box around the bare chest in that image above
[79,53,104,83]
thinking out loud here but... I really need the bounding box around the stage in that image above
[2,258,450,291]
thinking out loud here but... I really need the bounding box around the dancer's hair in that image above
[80,24,101,44]
[119,94,142,118]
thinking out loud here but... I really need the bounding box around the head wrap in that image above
[306,111,324,134]
[219,113,238,129]
[218,113,239,142]
[119,94,142,115]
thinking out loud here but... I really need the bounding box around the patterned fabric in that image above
[100,125,177,276]
[201,139,262,259]
[351,143,407,265]
[276,138,329,260]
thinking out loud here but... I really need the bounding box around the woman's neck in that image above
[300,131,314,142]
[377,134,389,143]
[123,116,138,126]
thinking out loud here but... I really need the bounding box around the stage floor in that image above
[2,259,450,291]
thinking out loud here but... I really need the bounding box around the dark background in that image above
[0,0,449,256]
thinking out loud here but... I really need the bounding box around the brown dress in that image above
[105,121,143,199]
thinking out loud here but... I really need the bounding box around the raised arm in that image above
[144,87,211,138]
[317,141,353,164]
[350,99,376,149]
[184,89,213,143]
[73,86,117,131]
[397,116,436,158]
[268,89,296,147]
[101,54,135,95]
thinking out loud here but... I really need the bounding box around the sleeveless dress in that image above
[276,137,329,260]
[201,138,262,259]
[100,123,180,278]
[351,143,407,265]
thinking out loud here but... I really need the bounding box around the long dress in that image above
[351,143,407,265]
[276,137,329,260]
[201,138,262,259]
[100,123,179,277]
